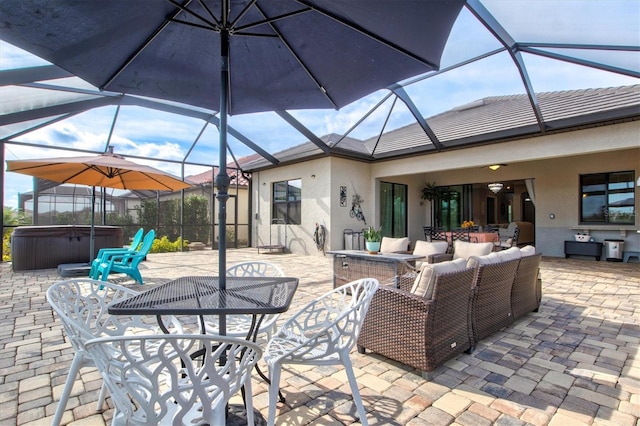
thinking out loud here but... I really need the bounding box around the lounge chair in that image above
[89,228,144,279]
[94,229,155,284]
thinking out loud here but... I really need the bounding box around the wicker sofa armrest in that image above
[428,253,453,263]
[358,268,475,376]
[363,286,433,321]
[511,253,542,320]
[358,286,433,365]
[470,258,520,345]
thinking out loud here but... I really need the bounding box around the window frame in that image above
[272,179,302,225]
[579,171,635,225]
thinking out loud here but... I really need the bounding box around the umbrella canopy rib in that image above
[101,8,183,90]
[298,0,440,70]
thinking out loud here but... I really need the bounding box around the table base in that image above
[227,404,267,425]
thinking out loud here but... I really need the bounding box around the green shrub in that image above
[3,206,30,261]
[2,233,10,262]
[149,236,188,253]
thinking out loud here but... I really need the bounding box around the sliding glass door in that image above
[380,182,407,237]
[438,184,472,230]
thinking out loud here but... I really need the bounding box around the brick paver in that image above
[0,250,638,425]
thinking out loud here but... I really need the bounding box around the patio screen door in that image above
[380,182,407,237]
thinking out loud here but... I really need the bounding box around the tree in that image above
[106,212,136,242]
[137,199,158,235]
[137,198,181,241]
[184,195,210,244]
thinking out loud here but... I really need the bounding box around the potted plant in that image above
[363,226,382,254]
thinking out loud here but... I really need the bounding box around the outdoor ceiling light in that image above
[488,183,503,193]
[488,164,506,171]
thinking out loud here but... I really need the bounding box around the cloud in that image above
[0,41,48,68]
[4,120,190,207]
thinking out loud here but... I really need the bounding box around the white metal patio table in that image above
[108,275,298,337]
[107,275,298,424]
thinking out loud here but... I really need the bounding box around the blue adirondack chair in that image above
[95,229,155,284]
[89,228,144,279]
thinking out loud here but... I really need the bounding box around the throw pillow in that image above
[452,240,494,260]
[520,245,536,257]
[467,251,501,268]
[380,236,410,253]
[410,258,468,298]
[495,247,522,262]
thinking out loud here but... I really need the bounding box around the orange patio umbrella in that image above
[6,150,191,192]
[6,150,191,267]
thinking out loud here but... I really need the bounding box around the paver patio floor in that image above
[1,249,638,425]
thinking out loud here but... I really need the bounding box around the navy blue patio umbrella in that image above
[0,0,465,326]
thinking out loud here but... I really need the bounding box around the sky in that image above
[1,0,639,210]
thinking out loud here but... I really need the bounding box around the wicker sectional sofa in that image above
[357,245,541,378]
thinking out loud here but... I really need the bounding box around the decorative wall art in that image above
[350,193,366,225]
[340,186,347,207]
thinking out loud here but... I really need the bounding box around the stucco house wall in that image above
[253,158,331,255]
[253,120,639,258]
[373,121,639,257]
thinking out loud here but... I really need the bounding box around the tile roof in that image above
[365,84,640,156]
[242,85,639,169]
[185,165,251,187]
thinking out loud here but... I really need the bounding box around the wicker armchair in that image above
[357,268,475,379]
[511,253,542,320]
[469,258,520,349]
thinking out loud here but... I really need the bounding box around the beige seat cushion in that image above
[410,258,467,298]
[452,241,494,260]
[380,236,410,253]
[413,240,449,257]
[468,246,524,268]
[467,252,501,268]
[519,245,536,257]
[495,247,522,262]
[413,240,449,268]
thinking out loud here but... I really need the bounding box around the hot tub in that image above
[11,225,124,271]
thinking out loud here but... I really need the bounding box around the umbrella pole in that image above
[90,186,96,262]
[215,26,230,336]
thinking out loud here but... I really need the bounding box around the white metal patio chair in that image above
[46,278,183,426]
[84,334,262,426]
[203,261,285,341]
[263,278,380,426]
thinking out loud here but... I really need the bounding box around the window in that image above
[580,171,635,224]
[272,179,301,224]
